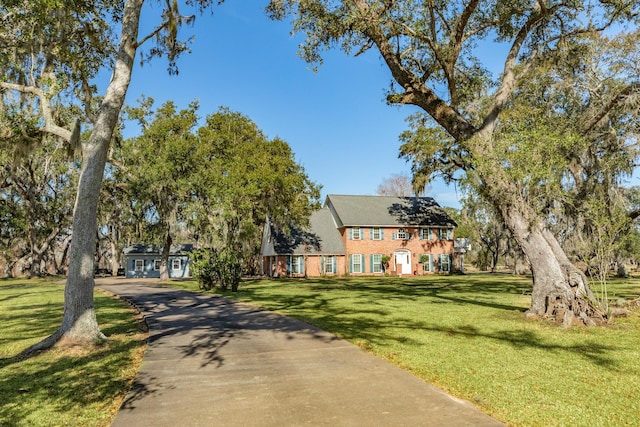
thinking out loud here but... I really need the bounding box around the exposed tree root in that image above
[541,293,608,327]
[17,327,107,360]
[16,329,65,359]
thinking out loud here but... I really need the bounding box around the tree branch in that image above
[480,2,548,136]
[0,81,72,142]
[582,82,640,135]
[351,0,475,140]
[136,20,171,48]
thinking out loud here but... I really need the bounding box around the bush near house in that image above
[190,248,242,292]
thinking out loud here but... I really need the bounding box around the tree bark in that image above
[497,198,605,326]
[21,0,143,354]
[160,224,172,281]
[109,237,120,276]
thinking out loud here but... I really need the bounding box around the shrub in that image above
[190,248,242,292]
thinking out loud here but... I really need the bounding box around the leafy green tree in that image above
[1,0,223,351]
[0,129,76,277]
[120,99,199,280]
[442,207,472,239]
[470,202,505,273]
[620,187,640,273]
[267,0,639,325]
[192,107,321,274]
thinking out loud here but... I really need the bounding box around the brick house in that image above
[261,194,457,277]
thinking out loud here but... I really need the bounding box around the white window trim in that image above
[421,254,434,272]
[352,227,362,240]
[372,227,382,240]
[397,228,409,240]
[351,254,364,273]
[420,228,433,240]
[372,254,383,273]
[154,260,161,271]
[324,256,335,274]
[172,258,181,271]
[134,259,144,272]
[439,254,451,272]
[291,255,304,274]
[438,228,453,240]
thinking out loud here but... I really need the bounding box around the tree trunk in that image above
[109,238,120,276]
[21,0,142,355]
[160,224,172,281]
[499,201,606,326]
[55,236,72,275]
[616,255,628,278]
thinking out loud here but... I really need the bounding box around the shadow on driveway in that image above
[97,277,503,427]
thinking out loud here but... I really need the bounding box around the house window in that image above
[135,259,144,271]
[154,260,161,270]
[438,228,453,240]
[371,227,383,240]
[350,254,364,273]
[371,254,383,273]
[421,254,434,272]
[396,228,410,240]
[172,259,181,271]
[438,254,451,272]
[351,227,362,240]
[419,228,433,240]
[323,256,335,274]
[290,255,304,274]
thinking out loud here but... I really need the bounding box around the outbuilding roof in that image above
[325,194,457,228]
[123,244,194,256]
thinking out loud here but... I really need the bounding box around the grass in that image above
[0,277,146,427]
[170,273,640,427]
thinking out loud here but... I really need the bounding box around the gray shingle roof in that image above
[325,194,457,227]
[270,208,345,255]
[123,244,194,255]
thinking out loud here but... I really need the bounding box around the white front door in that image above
[395,250,412,275]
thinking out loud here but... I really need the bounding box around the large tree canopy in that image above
[1,0,223,351]
[268,0,640,325]
[192,107,321,272]
[109,102,321,279]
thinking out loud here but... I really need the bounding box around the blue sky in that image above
[108,1,463,208]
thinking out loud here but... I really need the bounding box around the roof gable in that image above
[325,194,457,227]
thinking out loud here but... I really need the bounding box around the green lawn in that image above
[172,273,640,427]
[3,274,637,426]
[0,278,146,427]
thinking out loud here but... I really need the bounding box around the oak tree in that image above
[193,107,321,277]
[1,0,222,352]
[121,99,199,280]
[267,0,639,325]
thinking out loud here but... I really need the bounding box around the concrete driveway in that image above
[97,278,503,426]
